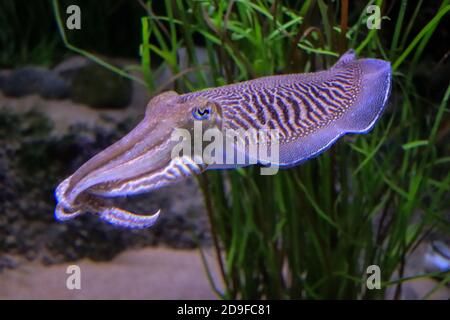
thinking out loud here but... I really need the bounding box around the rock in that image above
[70,64,132,109]
[1,67,70,99]
[0,70,11,90]
[53,55,151,109]
[0,255,18,272]
[53,56,91,78]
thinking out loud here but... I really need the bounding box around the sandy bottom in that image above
[0,247,221,300]
[1,246,448,300]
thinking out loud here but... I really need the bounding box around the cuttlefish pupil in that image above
[193,106,211,120]
[54,50,391,229]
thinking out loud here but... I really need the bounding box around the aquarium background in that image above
[0,0,449,299]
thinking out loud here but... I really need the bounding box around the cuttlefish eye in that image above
[192,106,212,120]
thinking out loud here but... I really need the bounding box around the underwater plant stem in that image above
[392,4,450,71]
[198,174,229,294]
[339,0,349,54]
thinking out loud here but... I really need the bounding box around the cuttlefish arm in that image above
[54,50,391,228]
[55,91,213,228]
[55,154,206,228]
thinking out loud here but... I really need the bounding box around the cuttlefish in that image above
[55,50,391,228]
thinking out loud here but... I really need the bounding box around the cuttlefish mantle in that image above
[54,50,391,228]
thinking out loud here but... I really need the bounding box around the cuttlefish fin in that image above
[332,49,356,69]
[277,57,391,167]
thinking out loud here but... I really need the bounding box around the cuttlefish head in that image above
[55,91,223,228]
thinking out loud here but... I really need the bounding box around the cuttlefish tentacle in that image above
[54,50,391,228]
[82,193,161,229]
